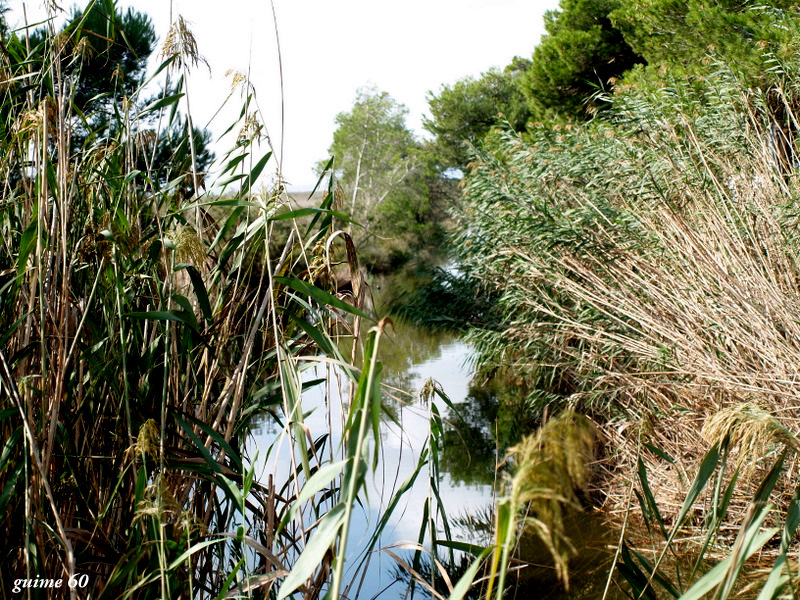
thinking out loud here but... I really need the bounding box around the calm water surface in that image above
[248,315,495,597]
[247,276,618,599]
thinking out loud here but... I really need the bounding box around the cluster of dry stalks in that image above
[538,137,800,522]
[456,72,800,569]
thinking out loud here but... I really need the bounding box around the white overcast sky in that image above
[6,0,560,190]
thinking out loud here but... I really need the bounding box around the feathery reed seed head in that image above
[171,225,206,267]
[702,402,798,470]
[161,16,208,73]
[226,69,246,91]
[131,418,160,461]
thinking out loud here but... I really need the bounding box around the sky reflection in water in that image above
[248,316,492,598]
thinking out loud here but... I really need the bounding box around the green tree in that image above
[610,0,800,85]
[67,0,156,112]
[520,0,644,121]
[425,61,531,172]
[324,86,437,268]
[25,0,156,125]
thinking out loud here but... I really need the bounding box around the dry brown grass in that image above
[458,77,800,563]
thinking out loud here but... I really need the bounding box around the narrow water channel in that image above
[247,274,620,599]
[248,314,491,597]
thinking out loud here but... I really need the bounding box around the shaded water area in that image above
[247,273,622,598]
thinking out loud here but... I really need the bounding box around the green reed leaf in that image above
[277,504,346,600]
[449,547,491,600]
[275,275,369,319]
[278,459,347,533]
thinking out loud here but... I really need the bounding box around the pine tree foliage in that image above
[425,62,531,171]
[521,0,644,121]
[610,0,800,85]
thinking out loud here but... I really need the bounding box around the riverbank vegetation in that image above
[0,2,468,598]
[414,0,800,597]
[6,0,800,598]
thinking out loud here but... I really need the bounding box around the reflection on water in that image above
[394,508,621,600]
[247,272,621,598]
[439,377,540,487]
[515,509,621,599]
[248,302,492,598]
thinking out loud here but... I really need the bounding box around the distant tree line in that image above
[324,0,800,272]
[426,0,800,172]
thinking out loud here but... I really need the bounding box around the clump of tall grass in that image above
[454,58,800,594]
[488,410,596,595]
[0,5,454,599]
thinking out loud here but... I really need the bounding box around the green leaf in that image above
[781,486,800,553]
[370,361,383,468]
[618,543,658,600]
[0,426,22,472]
[124,310,202,336]
[653,444,720,571]
[644,443,676,465]
[173,414,244,507]
[638,457,668,539]
[172,295,199,329]
[278,460,348,532]
[136,53,180,93]
[214,556,247,600]
[277,504,346,600]
[241,151,272,191]
[436,539,489,557]
[755,554,790,600]
[208,196,258,207]
[167,538,225,570]
[123,170,143,183]
[17,220,37,276]
[215,173,250,188]
[210,207,245,252]
[449,548,491,600]
[627,547,679,598]
[288,315,358,382]
[0,463,22,515]
[275,275,369,320]
[0,409,17,421]
[139,92,185,118]
[680,529,776,600]
[174,412,243,472]
[177,265,213,323]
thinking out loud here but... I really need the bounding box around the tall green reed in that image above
[0,5,457,599]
